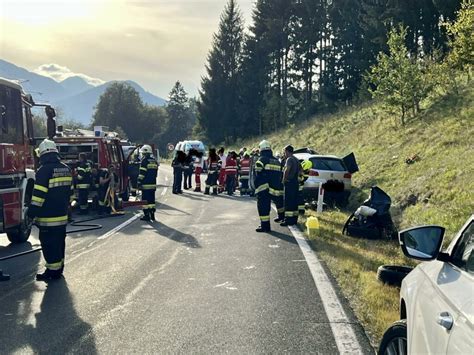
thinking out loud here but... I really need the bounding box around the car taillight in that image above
[344,173,352,179]
[309,170,319,177]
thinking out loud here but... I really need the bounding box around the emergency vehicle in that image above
[0,77,57,243]
[53,126,133,202]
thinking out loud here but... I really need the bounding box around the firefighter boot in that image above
[274,212,285,223]
[194,187,201,192]
[150,208,156,221]
[140,210,151,221]
[36,269,62,282]
[204,187,210,195]
[256,221,271,233]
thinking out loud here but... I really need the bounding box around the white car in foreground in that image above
[379,215,474,354]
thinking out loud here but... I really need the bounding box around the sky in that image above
[0,0,255,98]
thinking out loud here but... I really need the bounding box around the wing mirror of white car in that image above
[399,226,445,261]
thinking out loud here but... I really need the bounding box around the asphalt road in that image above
[0,165,373,354]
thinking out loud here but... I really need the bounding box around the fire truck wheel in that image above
[6,215,33,244]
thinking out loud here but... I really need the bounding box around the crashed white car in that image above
[379,215,474,354]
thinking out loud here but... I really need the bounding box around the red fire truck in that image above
[0,77,57,243]
[53,127,133,202]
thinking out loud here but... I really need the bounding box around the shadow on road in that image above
[269,230,298,245]
[148,221,201,248]
[156,203,190,216]
[0,279,97,354]
[177,193,211,202]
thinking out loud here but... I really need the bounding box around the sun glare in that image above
[1,0,101,26]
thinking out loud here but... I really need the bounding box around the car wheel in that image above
[378,320,407,355]
[377,265,413,287]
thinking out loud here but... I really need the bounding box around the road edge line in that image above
[288,225,364,354]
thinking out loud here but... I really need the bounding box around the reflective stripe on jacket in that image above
[138,155,158,190]
[29,154,72,227]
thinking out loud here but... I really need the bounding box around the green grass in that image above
[239,82,474,346]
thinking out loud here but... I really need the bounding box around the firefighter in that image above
[204,148,220,195]
[225,152,238,196]
[299,160,312,214]
[76,152,92,214]
[239,152,251,195]
[28,139,72,281]
[193,151,204,192]
[172,151,185,194]
[281,145,300,226]
[254,140,284,233]
[138,145,158,221]
[97,165,118,214]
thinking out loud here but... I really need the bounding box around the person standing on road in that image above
[225,152,238,196]
[193,151,204,192]
[254,140,285,233]
[138,145,158,221]
[183,150,194,190]
[217,147,227,193]
[204,148,220,195]
[299,160,312,214]
[281,145,300,226]
[172,151,185,194]
[239,152,251,195]
[76,153,92,215]
[28,139,72,281]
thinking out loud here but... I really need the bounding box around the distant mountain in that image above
[0,59,166,125]
[56,80,167,124]
[60,76,93,97]
[0,59,66,102]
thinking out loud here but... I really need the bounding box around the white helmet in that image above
[38,139,58,156]
[259,140,271,151]
[140,144,152,154]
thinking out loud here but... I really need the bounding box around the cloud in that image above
[33,63,105,86]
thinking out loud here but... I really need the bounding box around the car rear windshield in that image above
[58,145,98,164]
[310,157,346,172]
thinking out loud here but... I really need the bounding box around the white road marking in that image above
[67,213,141,264]
[288,225,363,354]
[161,187,168,196]
[98,213,141,240]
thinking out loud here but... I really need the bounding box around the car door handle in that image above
[437,312,454,330]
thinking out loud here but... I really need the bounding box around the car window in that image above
[451,222,474,275]
[310,158,346,172]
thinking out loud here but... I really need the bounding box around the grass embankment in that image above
[239,83,473,346]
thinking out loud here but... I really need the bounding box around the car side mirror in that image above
[399,226,445,261]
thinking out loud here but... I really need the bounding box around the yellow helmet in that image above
[38,139,58,156]
[259,140,271,151]
[301,160,312,171]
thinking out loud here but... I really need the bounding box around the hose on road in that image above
[0,212,127,264]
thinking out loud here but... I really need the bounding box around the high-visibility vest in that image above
[225,159,238,175]
[239,158,251,176]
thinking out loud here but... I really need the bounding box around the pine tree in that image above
[368,26,430,125]
[161,81,193,147]
[197,0,244,143]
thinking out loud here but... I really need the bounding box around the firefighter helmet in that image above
[140,145,153,155]
[38,139,58,156]
[259,140,271,151]
[302,160,312,171]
